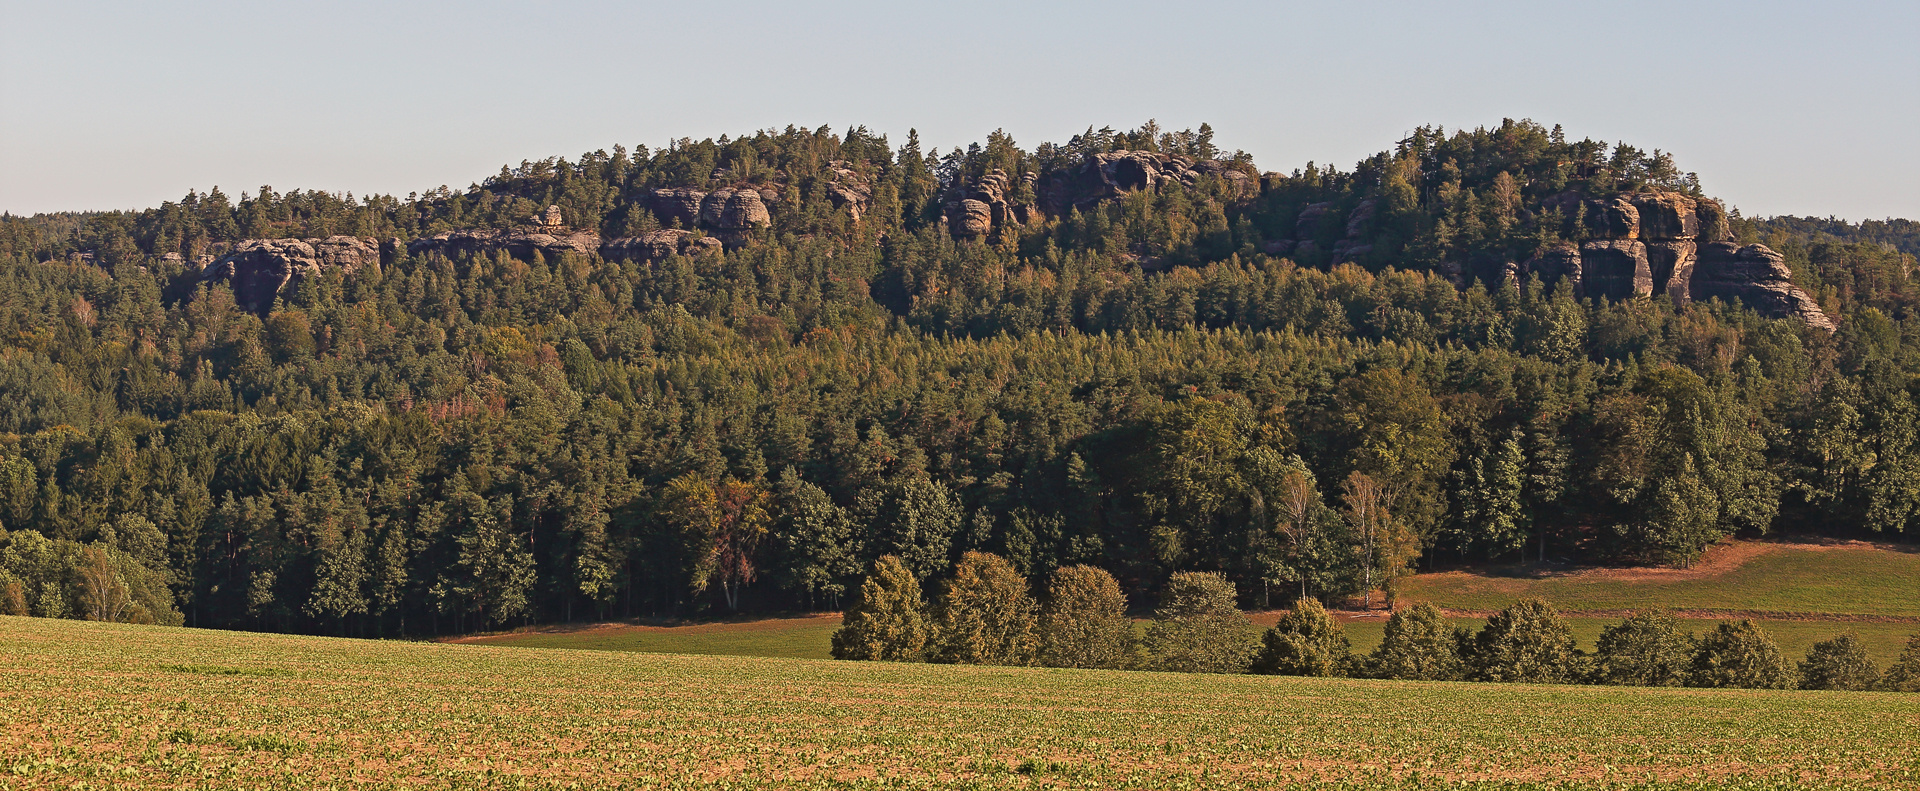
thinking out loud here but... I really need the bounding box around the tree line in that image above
[833,551,1920,692]
[0,120,1915,635]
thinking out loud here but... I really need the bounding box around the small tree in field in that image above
[1880,634,1920,692]
[831,555,929,661]
[1253,597,1352,676]
[1469,598,1576,683]
[1689,620,1795,689]
[1366,603,1466,681]
[1799,634,1879,691]
[1593,610,1693,687]
[1143,572,1256,674]
[1039,565,1137,670]
[930,552,1038,666]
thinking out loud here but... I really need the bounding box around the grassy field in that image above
[5,616,1919,790]
[1401,540,1920,618]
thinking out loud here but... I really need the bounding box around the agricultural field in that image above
[5,616,1920,790]
[1401,540,1920,618]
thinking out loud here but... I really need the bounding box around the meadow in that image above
[5,616,1920,790]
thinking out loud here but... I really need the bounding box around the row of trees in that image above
[831,553,1920,692]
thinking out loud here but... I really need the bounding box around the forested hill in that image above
[0,119,1914,635]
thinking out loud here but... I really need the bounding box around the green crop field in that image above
[3,616,1918,790]
[1400,541,1920,618]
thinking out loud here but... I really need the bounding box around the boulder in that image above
[1344,199,1377,239]
[1632,192,1698,241]
[824,161,873,222]
[202,236,382,313]
[1525,242,1583,289]
[700,189,771,231]
[1584,196,1641,240]
[956,199,994,237]
[600,230,722,263]
[1296,203,1332,239]
[648,188,707,228]
[1580,240,1653,300]
[1691,243,1836,330]
[1646,240,1697,301]
[541,205,565,228]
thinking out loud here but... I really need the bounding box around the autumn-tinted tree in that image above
[930,551,1038,666]
[831,555,929,662]
[1037,564,1136,670]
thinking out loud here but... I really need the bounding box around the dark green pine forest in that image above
[0,119,1915,635]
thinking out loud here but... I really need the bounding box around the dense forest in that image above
[0,119,1915,636]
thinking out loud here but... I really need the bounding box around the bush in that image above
[929,552,1038,666]
[1689,620,1795,689]
[1143,572,1256,674]
[1366,603,1466,681]
[1253,598,1352,676]
[1469,599,1576,683]
[1799,633,1879,691]
[1038,565,1137,670]
[1592,610,1693,686]
[1881,634,1920,692]
[830,555,930,661]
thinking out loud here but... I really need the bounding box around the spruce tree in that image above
[831,555,930,662]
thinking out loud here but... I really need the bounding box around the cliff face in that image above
[201,236,384,312]
[1516,190,1833,329]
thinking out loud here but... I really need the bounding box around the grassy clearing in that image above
[1400,540,1920,618]
[3,616,1918,790]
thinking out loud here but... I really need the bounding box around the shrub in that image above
[1366,603,1466,681]
[1253,598,1352,676]
[1881,634,1920,692]
[1038,565,1137,670]
[1799,633,1879,691]
[830,555,930,661]
[1592,610,1693,686]
[1468,599,1576,683]
[1143,572,1256,674]
[1689,620,1795,689]
[930,552,1038,666]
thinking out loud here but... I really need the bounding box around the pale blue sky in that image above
[3,1,1915,219]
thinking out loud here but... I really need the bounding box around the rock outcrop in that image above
[407,228,601,259]
[201,236,382,312]
[1692,243,1837,331]
[1037,150,1253,217]
[824,161,873,223]
[1508,190,1831,329]
[600,230,723,262]
[648,188,707,228]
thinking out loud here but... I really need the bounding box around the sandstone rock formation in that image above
[1692,243,1837,331]
[407,228,601,259]
[600,230,723,263]
[202,236,382,312]
[1580,240,1653,300]
[824,161,873,223]
[648,188,707,228]
[1037,151,1252,217]
[1526,242,1583,287]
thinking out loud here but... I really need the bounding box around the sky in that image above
[3,0,1916,220]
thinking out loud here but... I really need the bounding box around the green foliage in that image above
[930,552,1038,666]
[1253,597,1352,676]
[1366,603,1466,681]
[1469,598,1576,683]
[1142,571,1255,674]
[1037,564,1136,670]
[831,555,929,662]
[1798,633,1880,691]
[1881,634,1920,692]
[1689,620,1796,690]
[1591,610,1693,686]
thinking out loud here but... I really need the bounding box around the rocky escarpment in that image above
[642,187,773,247]
[201,236,385,312]
[1514,190,1832,329]
[946,150,1256,240]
